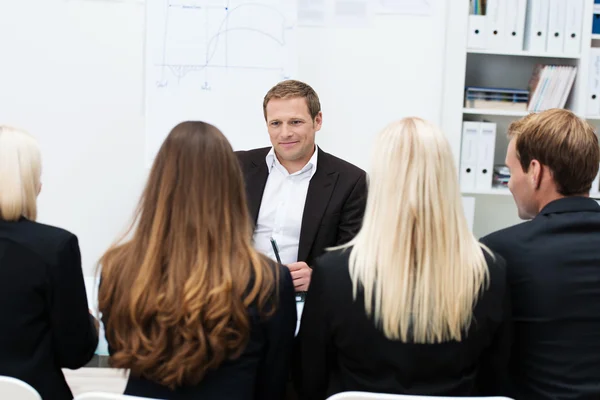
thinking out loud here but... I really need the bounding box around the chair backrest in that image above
[74,392,162,400]
[0,376,41,400]
[327,392,514,400]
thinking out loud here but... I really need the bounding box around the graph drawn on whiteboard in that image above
[145,0,297,165]
[153,0,296,89]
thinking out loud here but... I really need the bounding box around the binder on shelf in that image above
[546,0,567,53]
[527,64,577,112]
[593,14,600,35]
[468,15,487,48]
[587,49,600,116]
[563,0,584,54]
[524,0,550,52]
[486,0,507,49]
[460,122,479,192]
[465,87,529,111]
[505,0,527,51]
[476,122,497,191]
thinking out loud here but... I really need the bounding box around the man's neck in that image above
[276,146,316,174]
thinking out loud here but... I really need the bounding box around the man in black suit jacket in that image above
[480,109,600,400]
[236,80,367,292]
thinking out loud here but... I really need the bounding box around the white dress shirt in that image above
[252,146,319,266]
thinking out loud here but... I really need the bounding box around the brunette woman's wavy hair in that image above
[98,121,277,388]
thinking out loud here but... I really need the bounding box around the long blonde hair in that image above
[98,121,277,389]
[0,126,41,221]
[342,117,489,343]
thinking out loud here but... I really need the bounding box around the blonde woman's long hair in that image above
[0,126,41,221]
[342,117,490,343]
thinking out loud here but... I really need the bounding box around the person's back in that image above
[483,198,600,399]
[302,248,508,397]
[98,121,296,400]
[0,126,98,400]
[481,109,600,399]
[298,118,511,399]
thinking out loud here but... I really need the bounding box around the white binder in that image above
[563,0,584,55]
[546,0,567,53]
[587,49,600,116]
[505,0,527,51]
[486,0,507,49]
[468,15,487,49]
[524,0,550,52]
[460,122,479,192]
[476,122,497,191]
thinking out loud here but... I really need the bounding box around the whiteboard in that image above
[145,0,298,164]
[0,0,449,274]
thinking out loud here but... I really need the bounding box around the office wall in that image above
[0,0,449,274]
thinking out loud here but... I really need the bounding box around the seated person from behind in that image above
[481,109,600,400]
[98,121,297,400]
[298,117,511,399]
[0,126,98,400]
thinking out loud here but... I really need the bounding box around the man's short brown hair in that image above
[263,80,321,120]
[508,108,599,195]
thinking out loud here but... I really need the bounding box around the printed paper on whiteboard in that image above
[376,0,433,15]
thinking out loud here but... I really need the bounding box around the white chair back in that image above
[0,376,41,400]
[327,392,514,400]
[74,392,162,400]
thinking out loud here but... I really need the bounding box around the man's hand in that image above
[287,262,312,292]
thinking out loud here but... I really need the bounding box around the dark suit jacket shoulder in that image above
[298,246,511,399]
[480,196,600,400]
[236,147,367,266]
[0,218,98,400]
[112,261,297,400]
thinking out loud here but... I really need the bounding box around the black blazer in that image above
[236,147,367,267]
[0,218,98,400]
[481,197,600,400]
[297,247,511,399]
[106,263,297,400]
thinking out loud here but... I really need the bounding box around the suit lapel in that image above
[297,150,338,263]
[245,156,269,225]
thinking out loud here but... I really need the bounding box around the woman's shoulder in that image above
[3,218,77,260]
[314,247,352,270]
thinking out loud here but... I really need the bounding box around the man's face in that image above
[265,97,322,164]
[506,138,537,220]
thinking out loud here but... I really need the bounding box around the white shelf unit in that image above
[462,187,512,196]
[462,108,529,117]
[467,48,581,59]
[441,0,597,237]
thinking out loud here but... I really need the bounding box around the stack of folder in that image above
[527,65,577,112]
[492,165,510,188]
[465,87,529,111]
[468,0,584,54]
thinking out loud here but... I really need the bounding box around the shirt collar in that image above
[265,145,319,179]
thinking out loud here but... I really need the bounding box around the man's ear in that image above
[313,111,323,131]
[529,159,542,190]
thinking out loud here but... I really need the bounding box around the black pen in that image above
[269,237,282,264]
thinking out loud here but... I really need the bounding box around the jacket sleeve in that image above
[48,234,98,368]
[254,266,298,400]
[336,171,368,246]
